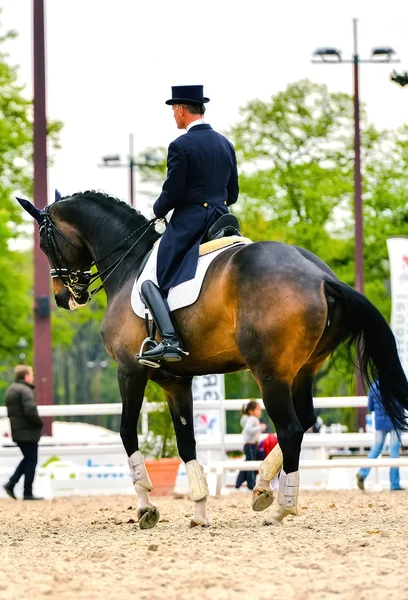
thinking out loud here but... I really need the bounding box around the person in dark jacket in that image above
[3,365,44,500]
[356,380,405,491]
[137,85,239,366]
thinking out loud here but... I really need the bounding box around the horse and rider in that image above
[138,85,239,365]
[16,85,408,529]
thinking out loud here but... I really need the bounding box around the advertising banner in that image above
[387,236,408,376]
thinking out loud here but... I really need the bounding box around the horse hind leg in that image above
[241,361,302,525]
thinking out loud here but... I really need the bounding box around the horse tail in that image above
[324,279,408,431]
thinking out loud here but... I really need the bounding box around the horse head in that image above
[17,190,94,310]
[17,190,158,311]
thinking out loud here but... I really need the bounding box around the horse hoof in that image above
[252,489,274,512]
[189,519,210,528]
[138,506,160,530]
[263,518,282,527]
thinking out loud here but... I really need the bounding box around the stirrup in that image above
[137,337,161,369]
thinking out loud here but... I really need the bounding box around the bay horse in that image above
[18,191,408,528]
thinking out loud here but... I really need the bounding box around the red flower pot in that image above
[145,458,181,496]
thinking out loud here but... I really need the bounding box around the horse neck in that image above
[55,197,157,298]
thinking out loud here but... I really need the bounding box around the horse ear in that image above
[55,189,62,202]
[15,197,44,224]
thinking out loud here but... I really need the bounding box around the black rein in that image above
[41,206,157,303]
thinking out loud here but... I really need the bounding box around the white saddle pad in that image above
[131,238,249,318]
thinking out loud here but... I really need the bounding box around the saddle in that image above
[202,213,241,243]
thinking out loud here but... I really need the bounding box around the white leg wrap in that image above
[127,451,153,492]
[278,470,299,510]
[259,444,283,482]
[185,459,209,502]
[264,470,300,525]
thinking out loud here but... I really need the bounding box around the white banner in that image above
[387,237,408,376]
[192,374,225,436]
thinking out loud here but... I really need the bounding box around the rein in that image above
[42,206,157,302]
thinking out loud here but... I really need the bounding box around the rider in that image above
[137,85,239,365]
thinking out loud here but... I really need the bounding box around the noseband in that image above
[40,206,156,302]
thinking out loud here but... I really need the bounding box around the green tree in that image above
[228,80,408,402]
[0,21,34,365]
[0,16,62,400]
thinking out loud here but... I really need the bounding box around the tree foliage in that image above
[227,80,408,398]
[0,16,62,397]
[0,21,34,363]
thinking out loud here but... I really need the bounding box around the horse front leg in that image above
[162,378,210,527]
[118,366,160,530]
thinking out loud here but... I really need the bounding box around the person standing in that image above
[235,401,267,491]
[137,85,239,365]
[3,365,44,500]
[356,380,405,492]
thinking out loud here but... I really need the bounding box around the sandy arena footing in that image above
[1,490,407,600]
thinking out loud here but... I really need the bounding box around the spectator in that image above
[3,365,44,500]
[356,380,405,492]
[235,401,266,491]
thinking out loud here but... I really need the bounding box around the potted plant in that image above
[140,383,180,496]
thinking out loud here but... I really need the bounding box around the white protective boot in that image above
[263,470,299,526]
[128,451,159,529]
[185,459,210,527]
[252,444,283,512]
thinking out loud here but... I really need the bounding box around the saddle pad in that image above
[199,235,252,256]
[131,238,251,318]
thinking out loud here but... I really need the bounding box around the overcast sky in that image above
[2,0,408,217]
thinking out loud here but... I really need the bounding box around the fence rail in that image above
[0,396,369,418]
[3,397,403,495]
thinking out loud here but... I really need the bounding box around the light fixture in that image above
[312,47,342,62]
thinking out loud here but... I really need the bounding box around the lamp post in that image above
[98,134,160,209]
[312,19,399,425]
[33,0,53,435]
[313,19,399,297]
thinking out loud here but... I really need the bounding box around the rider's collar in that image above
[186,118,205,132]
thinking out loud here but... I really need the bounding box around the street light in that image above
[312,19,399,297]
[312,19,399,420]
[98,134,160,209]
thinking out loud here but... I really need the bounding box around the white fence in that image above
[1,397,407,495]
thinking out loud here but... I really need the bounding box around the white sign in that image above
[387,236,408,376]
[192,374,225,436]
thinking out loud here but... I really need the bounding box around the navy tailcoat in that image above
[153,124,239,291]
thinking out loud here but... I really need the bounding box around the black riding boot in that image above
[137,280,186,364]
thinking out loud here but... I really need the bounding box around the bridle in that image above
[40,205,157,303]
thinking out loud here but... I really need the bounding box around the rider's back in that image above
[172,126,236,207]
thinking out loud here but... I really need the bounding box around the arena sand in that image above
[1,490,407,600]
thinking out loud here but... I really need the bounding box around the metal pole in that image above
[352,19,366,422]
[33,0,53,435]
[129,133,135,208]
[353,19,364,296]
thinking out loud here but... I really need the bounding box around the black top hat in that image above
[165,85,210,105]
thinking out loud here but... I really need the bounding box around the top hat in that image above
[165,85,210,105]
